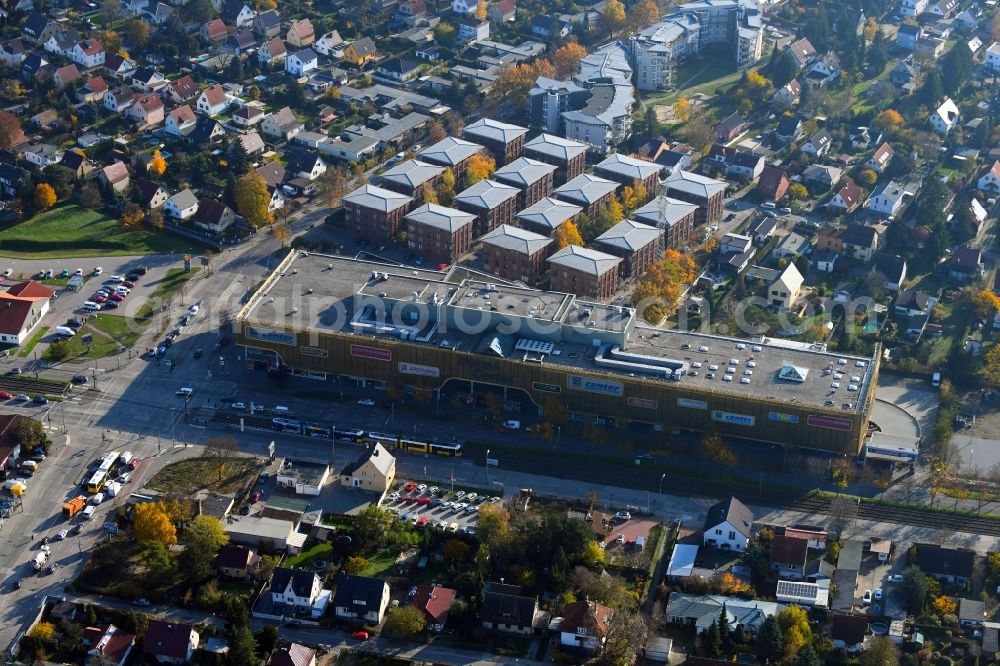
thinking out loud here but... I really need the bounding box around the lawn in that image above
[134,267,200,323]
[285,542,334,568]
[18,326,48,357]
[360,548,401,578]
[145,456,261,496]
[0,205,198,258]
[43,313,142,362]
[641,45,741,106]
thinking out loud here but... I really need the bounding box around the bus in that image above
[272,418,303,434]
[86,450,120,493]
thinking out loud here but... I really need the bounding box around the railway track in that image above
[493,450,1000,537]
[208,410,1000,537]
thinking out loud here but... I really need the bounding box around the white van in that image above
[274,406,292,416]
[82,301,99,311]
[32,552,48,570]
[82,505,96,520]
[53,326,76,337]
[20,460,38,472]
[503,420,521,430]
[91,492,105,505]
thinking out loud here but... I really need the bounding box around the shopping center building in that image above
[236,251,880,454]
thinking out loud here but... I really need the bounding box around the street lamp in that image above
[486,449,490,485]
[659,473,666,504]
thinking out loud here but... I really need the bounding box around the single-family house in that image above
[866,143,894,173]
[411,585,457,632]
[220,0,256,27]
[558,601,613,652]
[481,582,545,634]
[756,166,789,201]
[193,198,237,233]
[339,442,396,492]
[343,37,376,67]
[333,572,391,623]
[769,535,809,579]
[103,86,135,113]
[894,289,932,317]
[269,644,316,666]
[164,188,199,220]
[787,38,817,69]
[713,112,746,143]
[99,161,130,193]
[873,253,907,291]
[128,94,165,126]
[143,620,199,665]
[53,63,81,88]
[84,623,135,666]
[167,75,199,104]
[166,106,198,138]
[200,18,229,44]
[702,497,753,551]
[866,181,909,217]
[71,38,104,69]
[949,247,984,282]
[314,31,344,57]
[378,58,420,83]
[665,593,779,634]
[217,544,259,579]
[930,98,960,135]
[286,48,318,77]
[897,23,922,50]
[978,161,1000,192]
[270,567,323,615]
[252,9,282,38]
[772,80,801,109]
[196,84,230,117]
[262,107,304,142]
[133,178,169,209]
[286,18,315,47]
[916,544,975,584]
[258,37,287,68]
[801,129,832,156]
[831,614,868,652]
[959,598,986,627]
[828,179,862,212]
[769,262,804,309]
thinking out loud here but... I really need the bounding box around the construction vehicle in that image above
[31,552,48,571]
[62,495,87,519]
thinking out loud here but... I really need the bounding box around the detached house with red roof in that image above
[196,84,230,117]
[167,75,199,103]
[128,94,165,126]
[99,161,131,194]
[71,38,104,68]
[258,37,287,68]
[76,75,108,102]
[0,280,53,345]
[83,623,135,666]
[269,643,316,666]
[143,620,199,665]
[166,106,197,137]
[756,166,789,201]
[558,601,614,651]
[828,178,862,212]
[866,142,894,173]
[411,584,457,632]
[53,63,81,87]
[978,160,1000,192]
[200,18,228,44]
[286,18,315,47]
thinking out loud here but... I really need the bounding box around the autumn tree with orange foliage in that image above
[463,153,496,187]
[147,149,166,175]
[553,41,587,78]
[630,0,661,33]
[715,571,751,596]
[120,201,144,227]
[33,183,56,210]
[490,59,556,110]
[553,220,583,249]
[966,288,1000,317]
[631,249,696,322]
[875,109,904,130]
[932,596,957,615]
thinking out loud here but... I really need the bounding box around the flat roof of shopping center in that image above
[239,252,877,412]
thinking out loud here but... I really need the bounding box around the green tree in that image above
[42,164,74,200]
[919,68,944,107]
[225,55,244,83]
[14,418,48,454]
[702,619,722,657]
[344,555,369,575]
[900,565,929,612]
[187,0,214,22]
[756,615,784,662]
[643,105,659,138]
[717,603,730,646]
[860,636,899,666]
[385,605,426,636]
[795,643,820,666]
[253,625,279,660]
[229,136,250,175]
[181,515,229,581]
[941,42,972,96]
[227,625,259,666]
[433,22,456,45]
[354,505,393,549]
[923,220,950,264]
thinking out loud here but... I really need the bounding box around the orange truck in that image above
[62,495,87,519]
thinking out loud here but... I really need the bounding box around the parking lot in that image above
[855,542,908,619]
[381,481,502,535]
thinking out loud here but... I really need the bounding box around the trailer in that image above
[31,552,47,570]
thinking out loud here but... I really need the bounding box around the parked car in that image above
[0,391,12,399]
[350,631,369,641]
[615,511,632,522]
[357,399,375,406]
[32,396,48,404]
[133,598,150,607]
[862,589,872,605]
